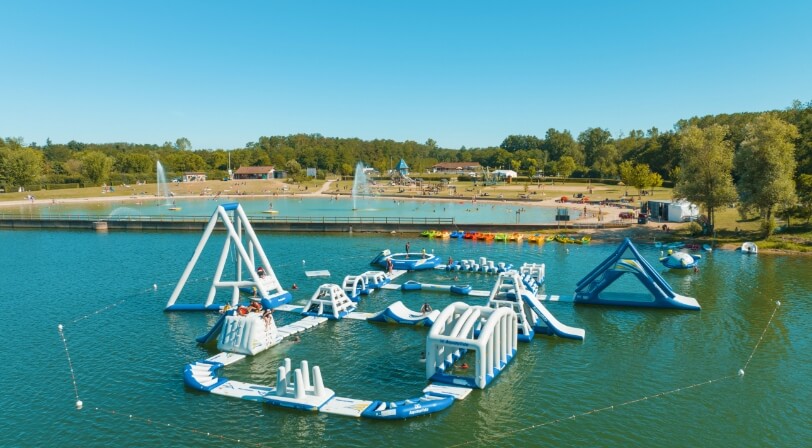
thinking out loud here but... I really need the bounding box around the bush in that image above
[688,221,702,235]
[761,217,777,237]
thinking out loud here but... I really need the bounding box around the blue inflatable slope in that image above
[196,312,229,344]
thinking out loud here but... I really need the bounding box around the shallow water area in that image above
[9,195,573,224]
[0,229,809,447]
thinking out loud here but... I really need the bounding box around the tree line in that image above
[1,100,810,232]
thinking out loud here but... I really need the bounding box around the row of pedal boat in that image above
[420,230,591,244]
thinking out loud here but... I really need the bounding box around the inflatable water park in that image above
[167,203,700,421]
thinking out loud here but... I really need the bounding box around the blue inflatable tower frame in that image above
[573,238,700,310]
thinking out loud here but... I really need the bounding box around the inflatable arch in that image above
[165,203,291,311]
[573,238,700,310]
[426,302,518,389]
[342,275,368,302]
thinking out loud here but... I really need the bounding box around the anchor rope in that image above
[445,300,782,447]
[57,324,81,405]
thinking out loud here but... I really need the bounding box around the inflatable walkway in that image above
[183,356,460,419]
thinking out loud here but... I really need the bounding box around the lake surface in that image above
[0,227,809,447]
[3,195,574,224]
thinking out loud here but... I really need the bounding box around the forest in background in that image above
[1,100,811,232]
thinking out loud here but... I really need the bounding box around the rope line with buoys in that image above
[445,300,782,447]
[57,324,82,410]
[90,407,267,447]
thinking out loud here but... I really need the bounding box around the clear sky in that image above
[2,0,811,150]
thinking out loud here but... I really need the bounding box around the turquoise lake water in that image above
[0,227,810,447]
[3,196,573,224]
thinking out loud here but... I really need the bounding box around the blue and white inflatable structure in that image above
[361,392,455,419]
[487,271,585,341]
[445,257,513,274]
[184,355,458,419]
[368,301,440,326]
[659,251,700,269]
[302,284,356,320]
[165,203,291,312]
[371,249,442,271]
[341,274,368,301]
[574,238,700,310]
[400,280,473,295]
[426,302,518,389]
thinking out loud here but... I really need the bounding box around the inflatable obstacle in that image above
[367,301,440,326]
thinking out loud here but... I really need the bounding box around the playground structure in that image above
[426,302,518,389]
[165,203,291,312]
[302,284,357,320]
[574,238,700,310]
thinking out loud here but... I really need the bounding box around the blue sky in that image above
[2,0,810,150]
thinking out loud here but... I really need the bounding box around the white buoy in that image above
[58,324,63,332]
[738,369,745,376]
[76,400,83,409]
[153,284,157,290]
[776,300,781,306]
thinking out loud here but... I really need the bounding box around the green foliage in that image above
[619,161,659,196]
[0,147,44,188]
[735,114,798,220]
[81,151,113,185]
[555,156,577,178]
[688,221,702,235]
[761,217,777,237]
[675,125,737,229]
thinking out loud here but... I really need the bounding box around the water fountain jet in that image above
[351,162,370,211]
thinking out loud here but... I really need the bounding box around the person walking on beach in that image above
[406,241,411,254]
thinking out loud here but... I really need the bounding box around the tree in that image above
[591,143,619,178]
[735,114,798,225]
[797,173,812,223]
[555,156,577,178]
[174,137,192,151]
[0,147,44,188]
[542,129,583,165]
[675,125,737,229]
[81,151,113,185]
[618,161,658,197]
[578,127,612,168]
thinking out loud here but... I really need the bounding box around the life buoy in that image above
[238,307,248,315]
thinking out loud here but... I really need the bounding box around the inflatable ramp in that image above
[368,301,440,326]
[573,238,700,310]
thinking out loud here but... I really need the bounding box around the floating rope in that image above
[446,300,782,447]
[57,324,82,410]
[91,407,267,447]
[69,277,213,323]
[740,300,781,374]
